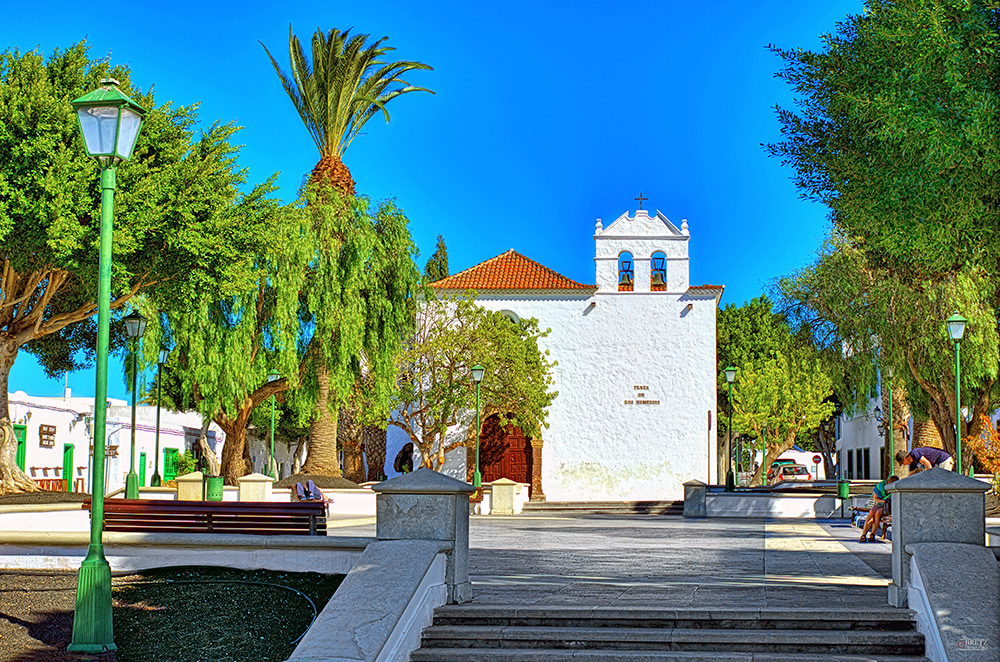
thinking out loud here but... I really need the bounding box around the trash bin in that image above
[837,480,850,500]
[205,476,224,502]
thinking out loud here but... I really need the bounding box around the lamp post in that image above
[267,371,280,479]
[471,365,485,492]
[724,366,736,490]
[69,78,146,653]
[886,366,894,477]
[123,311,147,499]
[151,347,169,487]
[946,312,967,474]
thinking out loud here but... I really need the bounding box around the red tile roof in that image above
[686,284,725,293]
[430,249,595,291]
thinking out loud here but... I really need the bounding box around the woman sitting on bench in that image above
[859,475,898,542]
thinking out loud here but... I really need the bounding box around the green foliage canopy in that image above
[769,0,1000,278]
[390,293,556,470]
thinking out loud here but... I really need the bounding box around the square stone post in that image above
[175,471,204,501]
[683,480,707,517]
[237,472,274,502]
[886,468,989,607]
[490,478,517,515]
[374,468,475,603]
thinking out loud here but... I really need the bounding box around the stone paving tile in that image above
[466,515,890,609]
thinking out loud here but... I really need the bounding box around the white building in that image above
[419,208,722,501]
[8,389,298,492]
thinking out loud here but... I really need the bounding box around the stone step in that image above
[432,606,918,631]
[419,625,925,655]
[521,500,684,515]
[411,648,931,661]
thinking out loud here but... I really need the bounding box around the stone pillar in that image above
[490,478,517,515]
[237,472,274,502]
[374,468,475,603]
[176,471,204,501]
[683,480,706,517]
[887,468,989,607]
[529,438,545,501]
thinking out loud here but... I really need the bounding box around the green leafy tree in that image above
[768,0,1000,279]
[732,349,836,485]
[390,293,556,470]
[0,42,277,493]
[424,234,449,282]
[262,27,432,475]
[778,235,1000,464]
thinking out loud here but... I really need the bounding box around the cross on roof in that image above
[634,192,648,210]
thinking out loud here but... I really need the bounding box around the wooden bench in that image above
[82,498,326,536]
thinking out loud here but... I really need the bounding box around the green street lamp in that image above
[267,371,280,479]
[886,365,894,478]
[69,78,146,653]
[946,312,967,474]
[150,347,169,487]
[724,366,736,491]
[471,365,485,490]
[123,311,147,500]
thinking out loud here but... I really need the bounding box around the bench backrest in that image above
[82,498,326,536]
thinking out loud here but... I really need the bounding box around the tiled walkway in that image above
[466,515,890,608]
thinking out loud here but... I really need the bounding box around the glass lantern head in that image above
[71,78,146,167]
[158,348,170,365]
[471,365,485,383]
[724,366,736,383]
[123,310,147,339]
[267,371,281,383]
[945,312,967,342]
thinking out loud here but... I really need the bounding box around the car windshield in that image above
[784,467,808,475]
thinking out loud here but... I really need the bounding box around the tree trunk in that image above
[363,425,387,481]
[339,408,365,483]
[0,417,38,494]
[218,418,252,485]
[881,381,911,478]
[0,340,36,494]
[196,418,220,477]
[303,366,341,474]
[292,436,307,474]
[816,419,837,480]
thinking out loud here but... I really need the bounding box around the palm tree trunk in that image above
[339,408,365,483]
[364,425,386,481]
[303,366,341,474]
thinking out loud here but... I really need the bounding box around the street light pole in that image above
[724,366,736,490]
[887,366,893,477]
[946,313,967,474]
[69,78,145,653]
[151,348,168,487]
[267,371,280,479]
[471,365,485,492]
[123,311,147,500]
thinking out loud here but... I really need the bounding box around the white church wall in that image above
[472,288,717,501]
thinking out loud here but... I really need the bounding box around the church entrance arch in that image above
[478,414,532,493]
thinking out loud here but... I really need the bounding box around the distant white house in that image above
[8,388,297,492]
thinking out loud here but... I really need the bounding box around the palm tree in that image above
[262,26,433,194]
[262,27,431,476]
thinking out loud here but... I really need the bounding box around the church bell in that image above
[619,272,633,286]
[651,272,665,287]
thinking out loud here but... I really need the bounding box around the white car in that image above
[770,463,811,485]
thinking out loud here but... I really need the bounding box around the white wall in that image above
[837,396,887,480]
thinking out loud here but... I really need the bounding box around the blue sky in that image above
[2,0,863,400]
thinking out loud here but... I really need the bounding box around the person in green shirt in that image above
[859,475,899,542]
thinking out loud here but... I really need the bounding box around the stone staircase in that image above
[521,500,684,516]
[410,605,929,661]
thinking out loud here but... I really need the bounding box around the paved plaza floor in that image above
[329,514,892,609]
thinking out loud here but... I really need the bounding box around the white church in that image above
[423,207,722,502]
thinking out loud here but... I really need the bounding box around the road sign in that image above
[812,454,822,465]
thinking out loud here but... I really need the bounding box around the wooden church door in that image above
[480,415,532,492]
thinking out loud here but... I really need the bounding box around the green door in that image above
[164,448,178,481]
[139,452,146,487]
[62,444,74,492]
[14,424,26,471]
